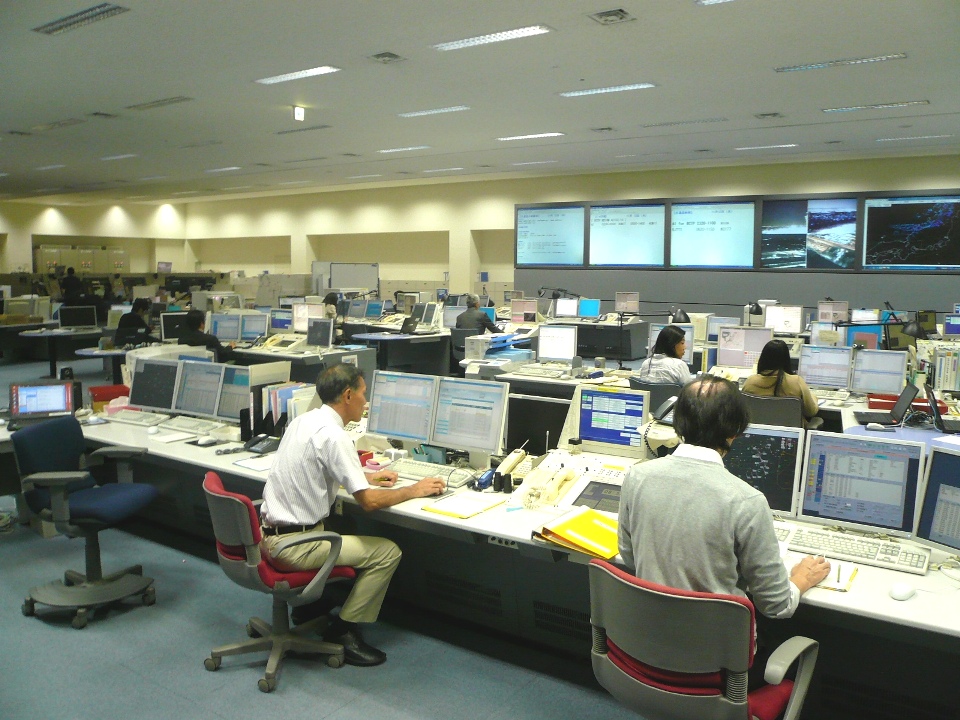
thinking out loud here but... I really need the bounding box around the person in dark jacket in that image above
[115,298,159,344]
[455,293,498,334]
[180,309,236,362]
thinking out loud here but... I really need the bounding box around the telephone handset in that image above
[517,465,579,509]
[653,397,678,425]
[496,449,527,475]
[243,434,281,454]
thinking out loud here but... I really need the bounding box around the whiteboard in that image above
[329,263,379,293]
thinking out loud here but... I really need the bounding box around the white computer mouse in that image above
[147,426,159,435]
[196,436,217,447]
[559,373,571,380]
[888,582,916,601]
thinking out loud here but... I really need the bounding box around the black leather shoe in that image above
[326,628,387,667]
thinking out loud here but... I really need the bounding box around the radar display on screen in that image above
[862,196,960,270]
[723,425,802,514]
[760,198,856,270]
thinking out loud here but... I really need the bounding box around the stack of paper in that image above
[534,506,619,559]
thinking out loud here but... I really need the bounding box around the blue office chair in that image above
[12,416,158,629]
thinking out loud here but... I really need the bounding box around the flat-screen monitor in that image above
[848,349,907,395]
[446,294,467,307]
[764,305,804,335]
[706,316,740,342]
[430,377,509,455]
[511,299,539,323]
[648,323,694,364]
[58,305,98,329]
[851,308,881,323]
[943,314,960,337]
[588,204,666,266]
[442,305,461,329]
[809,321,846,347]
[479,307,495,323]
[917,311,937,335]
[9,381,73,420]
[174,360,224,417]
[292,303,326,334]
[614,292,640,314]
[269,308,292,334]
[862,195,960,270]
[156,261,173,273]
[240,314,268,341]
[346,299,367,320]
[760,198,857,270]
[437,288,449,302]
[817,301,848,324]
[554,297,578,318]
[516,205,586,266]
[885,322,917,350]
[365,300,384,318]
[916,447,960,554]
[577,386,647,456]
[578,298,601,319]
[717,326,773,368]
[537,325,578,363]
[215,366,250,422]
[846,324,883,350]
[278,296,304,309]
[367,370,438,444]
[478,295,490,308]
[504,290,523,303]
[209,313,241,342]
[798,345,851,389]
[400,294,418,315]
[799,431,924,537]
[411,303,426,322]
[724,424,803,515]
[159,312,188,342]
[670,201,755,268]
[421,302,438,326]
[128,358,180,411]
[307,318,334,348]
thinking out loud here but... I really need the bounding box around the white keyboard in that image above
[109,409,170,426]
[813,388,850,401]
[514,364,566,378]
[387,458,476,488]
[775,522,929,575]
[159,416,224,434]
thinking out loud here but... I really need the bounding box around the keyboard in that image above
[109,409,170,426]
[813,388,850,401]
[387,458,476,488]
[514,364,565,378]
[158,416,224,434]
[777,523,929,575]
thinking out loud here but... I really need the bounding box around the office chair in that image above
[450,327,479,375]
[628,378,683,412]
[589,559,819,720]
[12,416,157,629]
[202,472,355,692]
[741,393,823,430]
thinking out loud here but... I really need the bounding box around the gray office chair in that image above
[450,327,480,375]
[741,393,822,430]
[628,379,683,413]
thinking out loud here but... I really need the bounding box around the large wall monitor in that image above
[216,366,250,422]
[516,205,586,266]
[588,204,665,266]
[799,431,924,538]
[723,424,803,515]
[716,326,773,368]
[430,377,509,456]
[863,195,960,271]
[916,447,960,555]
[849,349,907,395]
[577,386,648,457]
[798,345,852,389]
[669,201,755,268]
[537,325,578,363]
[128,358,180,412]
[648,323,694,364]
[760,198,857,270]
[367,370,438,444]
[174,361,224,417]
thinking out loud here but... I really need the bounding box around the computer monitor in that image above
[367,370,438,444]
[764,305,803,335]
[5,297,34,316]
[723,424,803,516]
[510,299,539,323]
[798,345,852,389]
[706,316,740,343]
[215,366,250,422]
[442,305,462,329]
[614,292,640,314]
[851,308,881,323]
[916,447,960,554]
[156,261,173,273]
[9,381,74,421]
[278,296,304,309]
[917,311,938,336]
[159,312,188,342]
[128,358,180,412]
[430,377,509,456]
[846,324,884,350]
[307,318,334,348]
[209,313,241,342]
[480,306,496,323]
[798,431,924,537]
[537,325,578,363]
[400,293,418,315]
[291,302,326,334]
[421,302,438,326]
[944,314,960,337]
[240,313,268,341]
[554,297,578,318]
[817,300,849,324]
[269,308,292,334]
[410,303,426,322]
[577,386,648,457]
[849,349,907,395]
[885,322,917,350]
[437,288,449,302]
[478,295,490,308]
[648,323,695,364]
[365,300,384,318]
[716,326,773,368]
[809,321,846,347]
[346,298,367,320]
[173,360,224,418]
[446,294,467,307]
[504,290,523,303]
[106,308,125,329]
[578,298,601,319]
[58,305,98,329]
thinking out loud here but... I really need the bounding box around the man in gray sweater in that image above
[618,375,829,619]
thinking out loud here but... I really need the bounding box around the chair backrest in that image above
[589,559,755,720]
[11,416,94,515]
[450,327,479,351]
[628,378,683,411]
[740,393,803,428]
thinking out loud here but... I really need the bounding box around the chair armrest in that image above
[273,530,344,599]
[89,446,148,461]
[251,498,264,508]
[22,471,90,488]
[764,635,819,720]
[22,472,86,533]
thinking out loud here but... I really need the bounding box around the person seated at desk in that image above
[742,339,818,426]
[618,377,830,682]
[322,292,339,320]
[260,364,446,666]
[180,309,236,362]
[58,267,84,305]
[634,324,692,385]
[115,298,159,344]
[455,293,498,333]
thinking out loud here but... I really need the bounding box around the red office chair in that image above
[202,472,356,692]
[589,559,819,720]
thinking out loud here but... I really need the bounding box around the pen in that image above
[837,565,841,583]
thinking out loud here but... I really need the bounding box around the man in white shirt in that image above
[260,364,445,666]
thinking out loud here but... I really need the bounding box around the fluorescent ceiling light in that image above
[735,143,798,150]
[876,134,953,142]
[139,175,167,181]
[205,166,241,173]
[512,160,557,166]
[497,133,564,141]
[32,4,129,35]
[222,186,254,191]
[398,106,470,118]
[434,25,550,51]
[695,0,736,5]
[101,153,137,161]
[822,100,928,113]
[171,190,199,195]
[560,83,654,97]
[255,66,340,85]
[776,53,906,73]
[36,164,66,171]
[377,146,430,153]
[293,106,305,122]
[349,174,383,179]
[423,167,463,173]
[0,173,8,178]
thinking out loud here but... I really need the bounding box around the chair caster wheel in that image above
[72,609,89,629]
[142,586,156,606]
[22,598,35,617]
[204,656,221,672]
[258,677,277,693]
[246,623,261,638]
[327,654,344,669]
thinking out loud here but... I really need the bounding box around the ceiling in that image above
[0,0,958,206]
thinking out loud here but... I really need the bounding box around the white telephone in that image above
[382,314,406,327]
[517,465,579,509]
[496,449,527,475]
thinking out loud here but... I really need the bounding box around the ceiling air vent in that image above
[754,112,785,119]
[126,96,194,111]
[33,4,129,35]
[276,124,331,136]
[588,9,635,25]
[89,111,118,119]
[642,117,728,128]
[370,52,406,64]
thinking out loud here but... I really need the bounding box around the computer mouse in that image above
[866,422,895,432]
[559,373,571,380]
[197,436,217,447]
[147,426,159,435]
[888,582,916,601]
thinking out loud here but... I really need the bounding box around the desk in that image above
[352,332,451,376]
[75,347,127,384]
[234,345,377,383]
[0,320,57,361]
[18,328,103,378]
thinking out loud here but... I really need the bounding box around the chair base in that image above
[205,614,345,693]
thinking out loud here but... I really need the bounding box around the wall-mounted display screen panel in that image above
[760,198,856,270]
[588,204,665,266]
[863,196,960,270]
[516,206,585,266]
[670,201,755,268]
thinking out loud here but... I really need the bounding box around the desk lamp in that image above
[670,308,690,324]
[747,301,763,327]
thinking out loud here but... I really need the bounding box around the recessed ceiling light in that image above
[398,106,470,118]
[876,134,953,142]
[434,25,551,51]
[349,174,383,179]
[560,83,654,97]
[512,160,558,166]
[423,167,464,173]
[615,154,637,158]
[776,53,906,73]
[36,164,66,171]
[497,133,564,141]
[822,100,928,113]
[205,166,241,173]
[293,106,305,122]
[695,0,736,5]
[255,65,340,85]
[377,146,430,153]
[735,143,798,150]
[101,153,137,161]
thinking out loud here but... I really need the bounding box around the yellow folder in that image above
[535,506,619,559]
